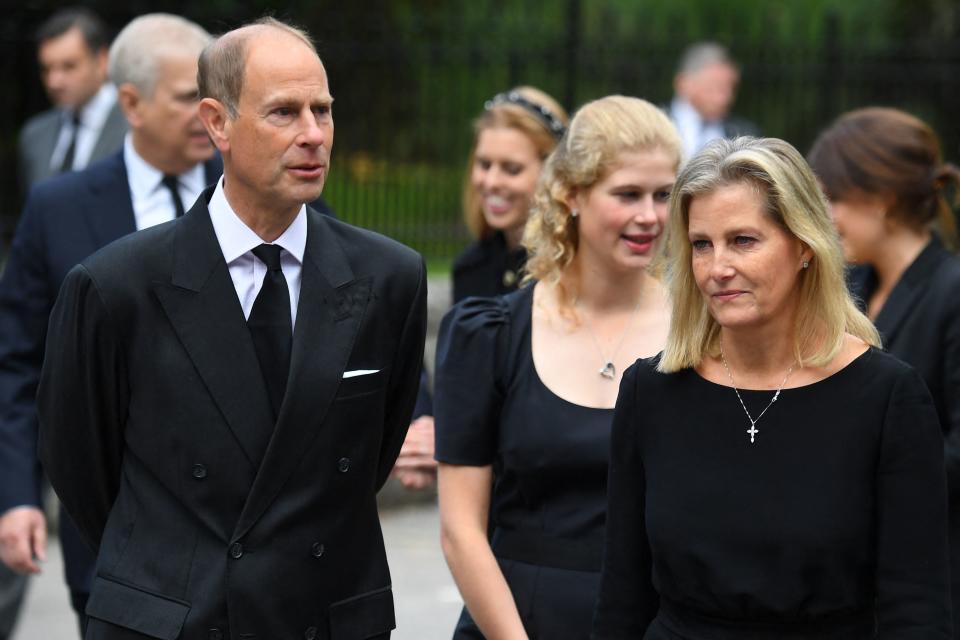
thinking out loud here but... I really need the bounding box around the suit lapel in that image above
[82,152,136,247]
[873,239,946,345]
[233,211,370,540]
[152,193,274,470]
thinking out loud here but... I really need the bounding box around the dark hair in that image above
[808,107,960,246]
[35,7,109,52]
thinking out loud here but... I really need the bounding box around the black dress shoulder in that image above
[593,348,951,639]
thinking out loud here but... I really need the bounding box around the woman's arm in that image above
[875,368,951,637]
[439,463,528,640]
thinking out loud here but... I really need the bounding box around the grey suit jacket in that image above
[17,98,127,196]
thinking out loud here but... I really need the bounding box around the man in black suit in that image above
[667,42,760,161]
[0,13,215,636]
[18,7,127,195]
[38,16,426,640]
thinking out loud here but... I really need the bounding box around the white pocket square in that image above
[342,369,379,379]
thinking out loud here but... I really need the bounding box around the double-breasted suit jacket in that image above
[0,151,222,600]
[37,192,427,640]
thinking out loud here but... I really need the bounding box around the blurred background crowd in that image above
[2,0,959,265]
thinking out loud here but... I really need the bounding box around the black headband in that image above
[484,91,566,140]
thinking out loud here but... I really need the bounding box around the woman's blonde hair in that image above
[462,86,569,240]
[523,95,682,303]
[658,137,880,373]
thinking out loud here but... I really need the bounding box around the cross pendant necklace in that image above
[719,338,795,444]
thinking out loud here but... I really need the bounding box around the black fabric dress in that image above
[848,238,960,637]
[592,349,951,639]
[451,231,527,304]
[435,286,613,639]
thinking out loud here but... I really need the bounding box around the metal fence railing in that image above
[3,3,959,266]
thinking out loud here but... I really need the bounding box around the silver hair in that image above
[677,41,735,75]
[108,13,211,97]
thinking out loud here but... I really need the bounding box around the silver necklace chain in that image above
[718,338,796,444]
[579,300,642,380]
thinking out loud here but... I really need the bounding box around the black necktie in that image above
[59,111,81,173]
[161,174,186,218]
[248,244,292,420]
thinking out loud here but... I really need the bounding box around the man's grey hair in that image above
[198,17,317,119]
[108,13,211,97]
[677,41,736,75]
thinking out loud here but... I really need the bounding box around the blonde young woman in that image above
[393,87,568,491]
[434,96,681,639]
[593,137,951,638]
[453,86,570,303]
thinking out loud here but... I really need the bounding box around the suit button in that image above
[304,627,318,640]
[337,457,350,473]
[208,629,223,640]
[311,542,325,558]
[192,464,207,479]
[229,542,243,559]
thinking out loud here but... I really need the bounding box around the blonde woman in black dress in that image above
[593,137,951,638]
[435,96,681,639]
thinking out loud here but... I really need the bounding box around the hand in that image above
[0,506,47,574]
[393,415,438,490]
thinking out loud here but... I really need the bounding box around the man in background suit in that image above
[0,14,215,636]
[667,41,760,161]
[38,17,425,639]
[18,7,127,195]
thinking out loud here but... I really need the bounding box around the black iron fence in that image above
[2,2,959,266]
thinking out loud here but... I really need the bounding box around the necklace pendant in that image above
[747,422,758,444]
[599,362,616,379]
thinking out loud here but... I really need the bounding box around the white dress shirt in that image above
[207,176,306,326]
[124,135,206,231]
[670,96,726,163]
[49,83,118,172]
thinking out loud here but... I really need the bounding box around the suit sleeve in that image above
[374,257,427,490]
[875,367,951,637]
[37,264,129,550]
[0,194,54,512]
[592,363,658,639]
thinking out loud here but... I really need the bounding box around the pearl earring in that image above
[802,260,810,269]
[570,208,579,218]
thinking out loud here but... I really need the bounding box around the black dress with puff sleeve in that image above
[592,349,951,639]
[435,286,613,639]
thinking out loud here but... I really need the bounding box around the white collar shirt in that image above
[50,83,118,172]
[123,135,207,231]
[670,96,726,162]
[207,176,306,326]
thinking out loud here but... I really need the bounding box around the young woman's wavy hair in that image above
[462,86,569,240]
[523,95,682,307]
[657,137,880,373]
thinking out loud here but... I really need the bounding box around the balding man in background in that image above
[0,13,216,637]
[18,7,127,196]
[667,41,759,161]
[38,17,425,640]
